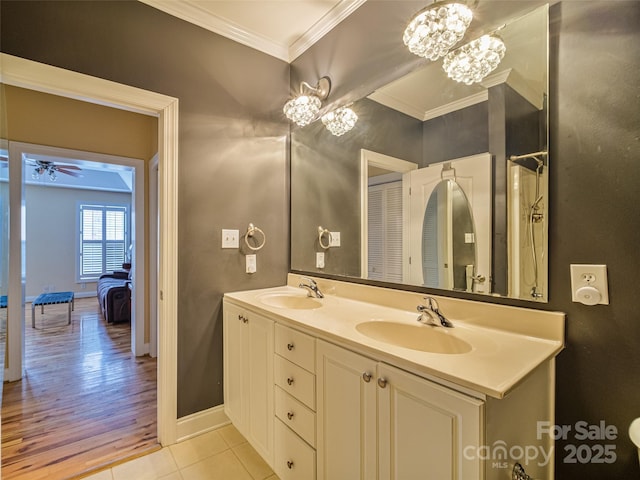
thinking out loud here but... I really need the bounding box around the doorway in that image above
[7,143,148,380]
[1,52,179,447]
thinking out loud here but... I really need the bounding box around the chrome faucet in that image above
[417,296,453,328]
[299,277,324,298]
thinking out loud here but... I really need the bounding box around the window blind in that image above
[79,204,128,280]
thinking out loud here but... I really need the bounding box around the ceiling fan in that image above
[28,159,83,181]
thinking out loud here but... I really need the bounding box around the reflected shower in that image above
[510,151,548,299]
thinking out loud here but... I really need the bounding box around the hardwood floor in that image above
[1,297,158,480]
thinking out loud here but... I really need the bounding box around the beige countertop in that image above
[224,276,564,400]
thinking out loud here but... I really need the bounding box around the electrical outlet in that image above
[222,229,239,248]
[329,232,341,247]
[570,264,609,305]
[246,254,257,274]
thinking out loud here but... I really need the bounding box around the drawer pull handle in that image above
[287,411,295,420]
[287,342,294,351]
[377,377,388,388]
[362,372,372,383]
[287,377,294,386]
[287,460,294,469]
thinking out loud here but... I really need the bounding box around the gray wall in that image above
[0,0,290,417]
[292,1,640,478]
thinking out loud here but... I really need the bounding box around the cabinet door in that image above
[316,340,377,480]
[377,363,484,480]
[223,302,246,430]
[223,301,274,466]
[246,311,274,464]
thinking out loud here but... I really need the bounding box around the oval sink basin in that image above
[356,321,472,354]
[259,293,323,310]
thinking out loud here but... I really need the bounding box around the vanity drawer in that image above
[275,355,316,410]
[275,323,315,373]
[275,386,316,447]
[274,418,316,480]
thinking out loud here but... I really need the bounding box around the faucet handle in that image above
[300,276,317,286]
[423,296,438,310]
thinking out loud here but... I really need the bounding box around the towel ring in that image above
[245,223,266,251]
[318,226,332,250]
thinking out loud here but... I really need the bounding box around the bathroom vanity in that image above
[223,274,564,479]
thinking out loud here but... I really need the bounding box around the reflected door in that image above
[405,153,492,293]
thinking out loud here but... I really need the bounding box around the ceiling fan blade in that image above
[57,164,82,170]
[57,168,84,178]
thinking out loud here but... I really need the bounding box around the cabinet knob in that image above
[377,377,388,388]
[362,372,372,383]
[287,377,294,386]
[287,460,294,469]
[287,411,295,420]
[287,342,295,351]
[237,314,248,323]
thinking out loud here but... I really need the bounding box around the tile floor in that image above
[81,424,279,480]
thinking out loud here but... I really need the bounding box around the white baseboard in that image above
[175,404,230,443]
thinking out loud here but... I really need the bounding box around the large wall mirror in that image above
[291,4,549,302]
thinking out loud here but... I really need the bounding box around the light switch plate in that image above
[316,252,325,268]
[570,264,609,305]
[222,229,239,248]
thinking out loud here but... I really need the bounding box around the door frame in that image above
[0,53,179,445]
[359,149,417,279]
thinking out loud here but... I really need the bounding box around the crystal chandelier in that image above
[283,77,331,127]
[443,34,506,85]
[403,2,473,61]
[321,106,358,136]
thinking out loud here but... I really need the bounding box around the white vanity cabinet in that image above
[224,283,560,480]
[316,340,484,480]
[222,301,274,465]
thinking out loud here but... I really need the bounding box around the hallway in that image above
[2,297,157,479]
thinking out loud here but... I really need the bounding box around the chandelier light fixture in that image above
[443,34,506,85]
[283,77,331,127]
[403,2,473,61]
[321,106,358,136]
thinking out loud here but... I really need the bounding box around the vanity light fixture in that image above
[283,76,331,127]
[443,34,506,85]
[403,1,473,61]
[321,105,358,136]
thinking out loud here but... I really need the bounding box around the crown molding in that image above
[422,91,489,121]
[139,0,289,61]
[289,0,367,61]
[139,0,366,63]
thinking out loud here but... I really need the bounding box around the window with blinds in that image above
[368,181,403,282]
[78,204,129,281]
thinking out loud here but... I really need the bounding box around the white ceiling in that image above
[139,0,367,62]
[140,1,548,120]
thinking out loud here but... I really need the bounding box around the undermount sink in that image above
[259,293,323,310]
[356,321,472,354]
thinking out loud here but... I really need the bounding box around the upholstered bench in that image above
[32,291,75,328]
